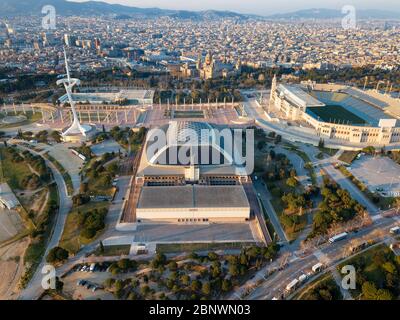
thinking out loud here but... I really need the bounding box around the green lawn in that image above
[172,111,205,119]
[93,244,131,257]
[156,242,254,254]
[294,273,342,300]
[306,105,367,125]
[59,202,110,254]
[258,198,277,240]
[338,151,360,164]
[319,147,339,157]
[87,174,115,196]
[0,147,33,190]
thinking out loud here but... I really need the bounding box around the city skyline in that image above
[70,0,400,15]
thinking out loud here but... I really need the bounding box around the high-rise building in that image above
[64,34,77,47]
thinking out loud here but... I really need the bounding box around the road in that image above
[253,180,289,244]
[224,109,389,300]
[16,145,72,300]
[242,181,273,244]
[236,215,398,300]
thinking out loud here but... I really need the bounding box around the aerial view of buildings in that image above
[0,0,400,311]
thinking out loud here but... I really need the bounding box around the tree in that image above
[50,131,62,143]
[362,146,375,155]
[202,281,211,296]
[208,252,218,261]
[79,182,88,194]
[127,292,138,300]
[167,261,178,271]
[286,177,298,188]
[257,140,266,150]
[228,263,239,277]
[46,246,69,263]
[55,277,64,293]
[191,280,202,292]
[115,279,123,291]
[181,274,190,286]
[104,278,115,288]
[140,285,150,297]
[361,282,378,300]
[221,279,232,292]
[117,258,131,270]
[151,253,166,268]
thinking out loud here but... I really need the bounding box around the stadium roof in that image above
[137,185,250,209]
[145,121,235,167]
[277,84,325,108]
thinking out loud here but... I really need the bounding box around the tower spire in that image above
[57,47,87,137]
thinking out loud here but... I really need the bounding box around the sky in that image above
[70,0,400,15]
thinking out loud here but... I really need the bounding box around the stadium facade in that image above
[270,77,400,145]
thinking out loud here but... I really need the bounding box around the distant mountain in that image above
[0,0,251,19]
[266,8,400,20]
[0,1,398,20]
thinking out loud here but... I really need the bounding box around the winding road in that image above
[15,145,72,300]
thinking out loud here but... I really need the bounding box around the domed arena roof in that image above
[146,121,233,166]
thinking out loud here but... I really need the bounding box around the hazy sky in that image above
[70,0,400,15]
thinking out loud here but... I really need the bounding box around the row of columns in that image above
[58,109,138,125]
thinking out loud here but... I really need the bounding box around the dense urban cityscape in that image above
[0,0,400,311]
[1,16,399,75]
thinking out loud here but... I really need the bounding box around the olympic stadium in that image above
[270,79,400,145]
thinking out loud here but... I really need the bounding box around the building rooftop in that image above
[137,185,250,209]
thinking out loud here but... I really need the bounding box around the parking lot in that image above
[348,155,400,197]
[62,263,115,300]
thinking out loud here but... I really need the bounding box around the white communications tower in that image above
[57,48,89,137]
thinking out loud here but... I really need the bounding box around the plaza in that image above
[348,155,400,197]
